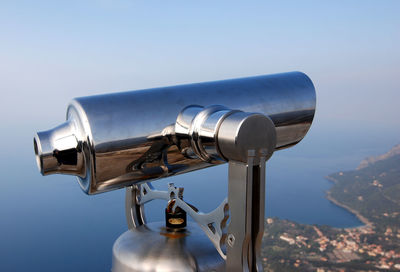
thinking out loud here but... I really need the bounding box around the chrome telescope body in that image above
[34,72,315,194]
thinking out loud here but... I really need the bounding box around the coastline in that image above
[325,176,373,229]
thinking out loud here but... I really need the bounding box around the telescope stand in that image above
[124,149,268,272]
[119,106,276,272]
[226,151,266,272]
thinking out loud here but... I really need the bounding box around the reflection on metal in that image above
[112,222,225,272]
[226,153,267,271]
[34,72,315,194]
[34,120,85,177]
[119,105,279,271]
[127,182,229,259]
[33,72,316,271]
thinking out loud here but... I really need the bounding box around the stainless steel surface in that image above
[33,71,316,271]
[34,121,85,176]
[125,185,146,230]
[175,105,277,163]
[217,112,276,163]
[34,71,316,194]
[112,222,225,272]
[226,154,267,272]
[124,111,278,271]
[126,183,229,258]
[175,105,233,162]
[221,112,274,271]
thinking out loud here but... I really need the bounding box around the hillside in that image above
[328,149,400,232]
[262,144,400,271]
[357,144,400,170]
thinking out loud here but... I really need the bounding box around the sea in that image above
[0,118,399,271]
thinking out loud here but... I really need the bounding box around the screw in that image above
[227,233,235,247]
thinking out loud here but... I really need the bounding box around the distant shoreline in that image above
[325,176,373,229]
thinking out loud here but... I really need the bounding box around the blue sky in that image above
[0,0,399,130]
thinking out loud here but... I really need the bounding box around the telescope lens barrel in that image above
[34,72,316,194]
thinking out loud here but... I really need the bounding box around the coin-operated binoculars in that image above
[34,72,316,271]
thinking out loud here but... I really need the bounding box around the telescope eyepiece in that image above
[34,121,86,177]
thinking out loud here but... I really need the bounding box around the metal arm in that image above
[126,182,229,258]
[226,150,267,272]
[125,184,148,229]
